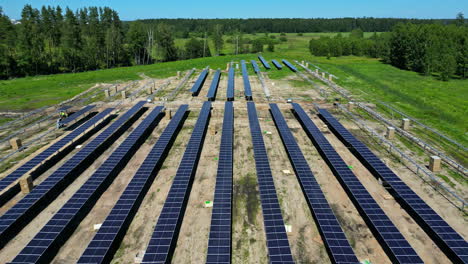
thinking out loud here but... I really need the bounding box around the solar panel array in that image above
[258,56,271,70]
[291,103,423,264]
[227,67,235,101]
[206,101,234,264]
[78,105,188,264]
[251,60,261,73]
[191,69,209,96]
[142,101,212,263]
[60,104,96,125]
[0,108,114,205]
[0,101,146,249]
[246,102,295,263]
[207,69,222,101]
[11,106,165,264]
[241,60,253,101]
[269,104,359,264]
[282,60,297,72]
[271,59,283,70]
[318,108,468,263]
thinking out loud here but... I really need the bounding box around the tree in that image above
[61,8,82,72]
[267,42,275,52]
[127,21,148,64]
[0,8,16,78]
[211,24,224,55]
[456,12,466,27]
[156,23,178,62]
[17,5,45,75]
[184,37,209,59]
[350,28,364,38]
[252,39,263,53]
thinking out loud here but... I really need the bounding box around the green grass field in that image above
[0,32,466,147]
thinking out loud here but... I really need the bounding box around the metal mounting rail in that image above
[291,63,328,98]
[0,106,49,131]
[377,100,467,152]
[356,102,467,177]
[165,68,195,101]
[333,103,467,212]
[256,71,271,99]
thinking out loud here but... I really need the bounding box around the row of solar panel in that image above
[318,108,468,263]
[60,104,96,125]
[227,67,235,101]
[207,69,221,101]
[0,101,147,250]
[247,102,295,263]
[206,101,234,264]
[0,108,114,207]
[191,69,209,96]
[142,101,212,263]
[241,60,253,101]
[292,103,424,264]
[11,106,165,264]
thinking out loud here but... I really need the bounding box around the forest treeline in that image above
[309,19,468,80]
[0,4,466,80]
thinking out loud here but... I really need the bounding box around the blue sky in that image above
[1,0,466,20]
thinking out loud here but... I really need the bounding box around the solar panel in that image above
[246,102,295,263]
[142,101,212,264]
[318,108,468,263]
[207,69,222,101]
[271,60,283,70]
[206,101,233,264]
[258,56,271,70]
[281,60,297,72]
[60,104,96,125]
[241,60,253,101]
[269,104,359,264]
[0,108,114,207]
[251,60,261,74]
[10,106,165,264]
[292,103,423,264]
[191,69,209,96]
[0,101,147,250]
[226,67,235,101]
[77,105,188,264]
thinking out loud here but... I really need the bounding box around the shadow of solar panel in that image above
[251,60,261,73]
[60,105,96,125]
[191,69,209,96]
[0,108,114,206]
[269,104,359,264]
[318,108,468,263]
[247,102,295,264]
[258,56,271,70]
[281,60,297,72]
[10,106,164,264]
[241,60,253,101]
[0,101,147,250]
[271,60,283,70]
[207,70,222,101]
[77,105,188,264]
[227,68,235,101]
[206,101,233,264]
[142,101,211,264]
[292,103,423,264]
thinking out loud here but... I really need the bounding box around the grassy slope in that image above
[0,33,466,145]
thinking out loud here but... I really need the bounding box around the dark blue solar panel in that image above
[281,60,297,72]
[269,104,359,264]
[10,106,164,264]
[142,101,211,264]
[251,60,261,74]
[258,56,271,70]
[226,68,235,101]
[271,60,283,70]
[241,60,253,101]
[318,108,468,263]
[206,101,233,264]
[191,69,209,96]
[0,101,147,249]
[77,105,188,264]
[207,70,222,101]
[292,103,423,264]
[0,108,114,204]
[60,105,96,125]
[247,102,294,263]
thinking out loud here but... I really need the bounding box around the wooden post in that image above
[402,118,410,130]
[9,138,22,150]
[348,102,355,111]
[113,85,118,94]
[322,72,326,78]
[328,75,333,81]
[177,71,181,78]
[104,89,110,98]
[121,91,127,99]
[19,176,34,194]
[429,156,441,172]
[386,127,395,140]
[147,86,153,95]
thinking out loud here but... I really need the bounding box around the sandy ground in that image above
[0,69,466,264]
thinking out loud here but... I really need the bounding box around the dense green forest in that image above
[0,4,466,80]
